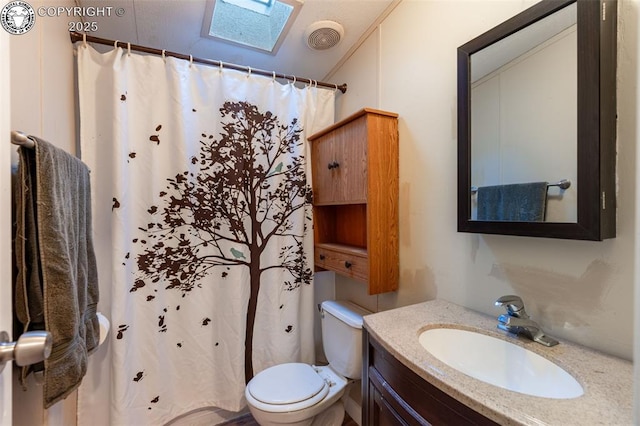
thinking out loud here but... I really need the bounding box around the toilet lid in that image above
[248,363,327,405]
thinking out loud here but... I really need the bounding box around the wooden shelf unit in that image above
[309,108,399,295]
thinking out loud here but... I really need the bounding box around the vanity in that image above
[362,300,633,425]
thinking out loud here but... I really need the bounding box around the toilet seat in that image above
[247,363,330,413]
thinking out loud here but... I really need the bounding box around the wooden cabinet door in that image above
[311,135,337,204]
[331,121,367,203]
[370,383,412,426]
[312,118,367,205]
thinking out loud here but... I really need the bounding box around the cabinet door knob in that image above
[344,261,352,269]
[327,161,340,169]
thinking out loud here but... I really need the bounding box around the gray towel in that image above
[477,182,548,222]
[13,136,99,408]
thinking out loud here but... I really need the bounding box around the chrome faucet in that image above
[495,295,559,347]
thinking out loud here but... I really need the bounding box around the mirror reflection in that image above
[470,2,577,223]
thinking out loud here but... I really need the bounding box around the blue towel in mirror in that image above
[477,182,548,221]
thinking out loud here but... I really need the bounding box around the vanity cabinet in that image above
[363,329,499,426]
[308,108,398,295]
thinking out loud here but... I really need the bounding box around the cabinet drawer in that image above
[315,245,368,281]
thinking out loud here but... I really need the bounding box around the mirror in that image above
[457,0,617,240]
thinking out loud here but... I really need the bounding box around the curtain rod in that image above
[69,31,347,94]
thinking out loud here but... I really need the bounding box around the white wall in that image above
[9,1,78,424]
[331,0,636,363]
[1,27,14,426]
[626,0,640,419]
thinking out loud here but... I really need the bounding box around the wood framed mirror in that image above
[457,0,616,240]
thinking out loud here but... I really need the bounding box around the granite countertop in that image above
[363,299,633,426]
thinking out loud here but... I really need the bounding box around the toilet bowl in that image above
[245,300,370,426]
[245,363,347,426]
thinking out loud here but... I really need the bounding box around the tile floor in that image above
[219,412,358,426]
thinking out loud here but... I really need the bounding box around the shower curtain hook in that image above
[219,61,224,73]
[162,49,166,62]
[189,55,193,68]
[127,42,131,56]
[82,33,87,48]
[114,40,119,49]
[272,71,276,82]
[333,84,338,92]
[291,76,296,86]
[247,66,252,78]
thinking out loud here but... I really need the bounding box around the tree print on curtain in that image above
[125,100,313,383]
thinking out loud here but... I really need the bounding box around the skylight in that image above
[229,0,273,15]
[202,0,303,54]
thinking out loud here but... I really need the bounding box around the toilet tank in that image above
[321,300,371,379]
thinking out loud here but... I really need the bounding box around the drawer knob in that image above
[344,261,352,269]
[319,254,325,260]
[327,161,340,169]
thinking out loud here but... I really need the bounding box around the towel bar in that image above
[10,130,35,149]
[471,179,571,195]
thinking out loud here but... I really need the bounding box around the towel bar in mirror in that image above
[457,0,616,240]
[470,179,571,195]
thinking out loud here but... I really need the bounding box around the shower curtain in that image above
[76,44,334,425]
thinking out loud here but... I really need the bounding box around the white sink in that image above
[418,327,583,399]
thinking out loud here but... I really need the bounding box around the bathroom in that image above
[0,0,638,424]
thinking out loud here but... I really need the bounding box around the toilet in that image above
[245,300,370,426]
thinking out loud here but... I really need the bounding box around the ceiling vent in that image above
[305,20,344,51]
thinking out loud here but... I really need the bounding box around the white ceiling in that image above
[76,0,400,83]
